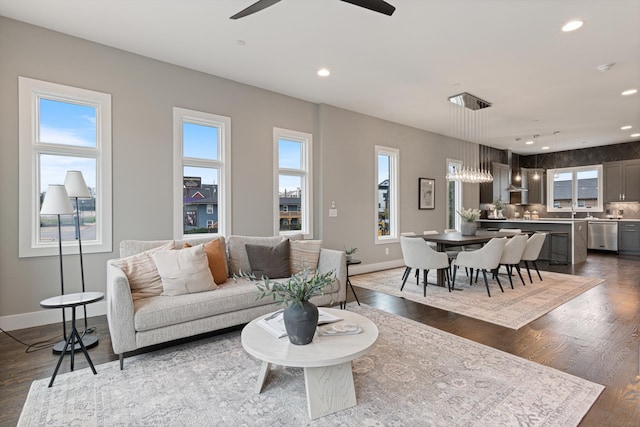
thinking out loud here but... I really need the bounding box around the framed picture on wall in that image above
[419,178,435,210]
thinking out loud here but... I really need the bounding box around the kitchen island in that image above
[477,219,588,264]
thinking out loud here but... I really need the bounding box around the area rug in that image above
[19,305,603,426]
[350,268,605,329]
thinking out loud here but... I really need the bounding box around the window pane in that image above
[577,169,598,208]
[39,98,97,147]
[552,172,573,208]
[279,139,302,169]
[279,175,302,232]
[378,154,390,236]
[183,166,219,234]
[39,154,96,243]
[183,122,219,160]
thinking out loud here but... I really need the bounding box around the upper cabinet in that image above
[604,160,640,202]
[525,168,545,205]
[480,162,510,204]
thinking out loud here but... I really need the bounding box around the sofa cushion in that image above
[112,241,175,301]
[133,278,273,332]
[183,239,228,285]
[227,235,290,276]
[246,239,291,279]
[290,239,322,275]
[152,244,217,296]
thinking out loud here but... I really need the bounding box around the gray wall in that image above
[0,17,476,324]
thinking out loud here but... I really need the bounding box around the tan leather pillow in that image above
[184,239,228,284]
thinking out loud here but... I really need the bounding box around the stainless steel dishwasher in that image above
[588,221,618,251]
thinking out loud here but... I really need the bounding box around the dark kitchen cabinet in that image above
[480,162,510,204]
[604,160,640,202]
[619,221,640,255]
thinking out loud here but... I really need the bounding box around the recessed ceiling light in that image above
[236,40,246,46]
[562,20,584,32]
[596,63,615,72]
[317,68,330,77]
[622,89,637,96]
[525,140,534,145]
[542,146,550,150]
[621,125,632,130]
[631,133,640,138]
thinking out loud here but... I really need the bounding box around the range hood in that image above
[507,150,527,192]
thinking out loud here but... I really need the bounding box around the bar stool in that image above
[547,231,569,265]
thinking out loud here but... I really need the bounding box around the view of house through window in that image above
[19,77,112,257]
[447,159,463,230]
[548,165,602,212]
[174,108,230,238]
[274,128,312,238]
[375,146,398,241]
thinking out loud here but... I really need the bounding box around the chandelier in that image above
[446,92,494,183]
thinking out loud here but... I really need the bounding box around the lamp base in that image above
[52,334,99,354]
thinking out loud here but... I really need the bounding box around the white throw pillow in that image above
[152,244,218,296]
[289,240,322,275]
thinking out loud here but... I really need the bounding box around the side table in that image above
[345,258,361,307]
[40,292,104,387]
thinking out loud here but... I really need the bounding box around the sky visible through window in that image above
[38,98,97,192]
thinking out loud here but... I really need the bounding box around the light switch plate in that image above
[329,209,338,217]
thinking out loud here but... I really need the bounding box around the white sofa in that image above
[106,235,347,369]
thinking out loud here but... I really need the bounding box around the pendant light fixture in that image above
[446,92,493,183]
[532,135,540,181]
[553,131,560,179]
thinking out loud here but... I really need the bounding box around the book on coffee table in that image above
[257,309,343,338]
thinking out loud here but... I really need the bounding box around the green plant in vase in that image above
[344,246,358,262]
[457,207,481,236]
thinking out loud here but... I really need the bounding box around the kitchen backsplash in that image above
[481,202,640,220]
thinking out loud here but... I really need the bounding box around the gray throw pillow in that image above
[246,239,291,279]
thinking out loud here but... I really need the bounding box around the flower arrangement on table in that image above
[457,207,481,222]
[493,197,505,211]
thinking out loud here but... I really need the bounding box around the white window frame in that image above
[173,107,231,239]
[273,128,313,239]
[447,158,463,231]
[375,145,399,244]
[547,164,603,212]
[18,77,112,258]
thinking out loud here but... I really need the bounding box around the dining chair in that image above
[498,234,528,288]
[400,236,451,295]
[452,237,507,297]
[521,232,547,283]
[400,232,417,236]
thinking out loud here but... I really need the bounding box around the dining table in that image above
[418,229,525,287]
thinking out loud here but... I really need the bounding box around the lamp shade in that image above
[40,184,74,215]
[64,170,91,198]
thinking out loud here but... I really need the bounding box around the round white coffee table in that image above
[241,307,378,420]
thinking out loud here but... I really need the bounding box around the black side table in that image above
[345,259,361,307]
[40,292,104,387]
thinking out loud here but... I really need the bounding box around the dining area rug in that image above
[18,304,603,426]
[349,268,605,329]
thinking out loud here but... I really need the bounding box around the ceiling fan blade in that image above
[230,0,282,20]
[340,0,396,16]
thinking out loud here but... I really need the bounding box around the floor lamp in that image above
[40,184,75,353]
[64,170,99,350]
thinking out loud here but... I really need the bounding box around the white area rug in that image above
[350,268,605,329]
[19,305,603,426]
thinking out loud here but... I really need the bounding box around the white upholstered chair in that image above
[498,234,528,288]
[400,236,451,295]
[521,232,547,283]
[452,237,507,297]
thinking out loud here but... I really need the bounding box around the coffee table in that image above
[241,307,378,420]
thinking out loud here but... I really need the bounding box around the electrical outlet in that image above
[385,247,389,255]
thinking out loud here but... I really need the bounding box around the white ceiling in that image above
[2,0,639,154]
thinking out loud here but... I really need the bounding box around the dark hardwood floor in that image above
[1,252,639,426]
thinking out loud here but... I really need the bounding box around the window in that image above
[447,159,463,230]
[274,128,312,238]
[375,145,399,242]
[18,77,112,257]
[173,108,231,239]
[547,165,603,212]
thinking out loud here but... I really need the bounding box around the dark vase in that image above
[283,301,318,345]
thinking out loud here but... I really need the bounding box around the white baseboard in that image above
[349,258,404,276]
[0,301,107,331]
